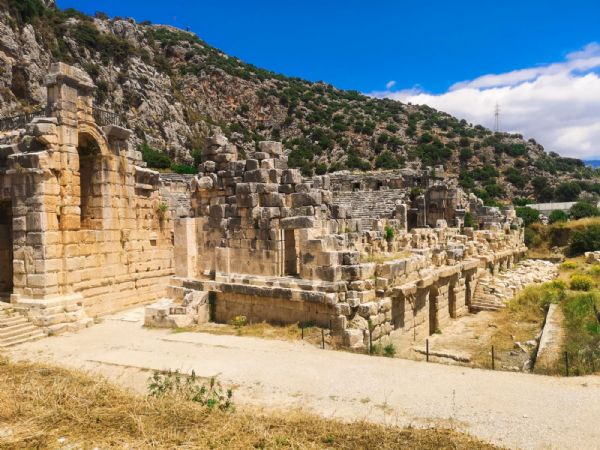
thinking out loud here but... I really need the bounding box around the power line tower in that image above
[494,102,500,132]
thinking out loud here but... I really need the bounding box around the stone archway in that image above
[77,130,106,230]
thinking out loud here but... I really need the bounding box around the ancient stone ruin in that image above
[0,63,176,344]
[146,129,527,350]
[0,63,527,350]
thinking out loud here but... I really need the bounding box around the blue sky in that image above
[56,0,600,158]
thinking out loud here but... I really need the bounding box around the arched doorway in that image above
[77,133,103,229]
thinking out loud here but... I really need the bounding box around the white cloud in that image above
[385,80,397,89]
[369,43,600,159]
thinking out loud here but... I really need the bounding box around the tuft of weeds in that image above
[570,274,594,291]
[383,343,397,357]
[148,369,233,411]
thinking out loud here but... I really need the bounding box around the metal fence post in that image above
[491,345,495,370]
[565,352,569,377]
[426,339,429,362]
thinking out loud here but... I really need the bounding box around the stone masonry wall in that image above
[1,63,175,328]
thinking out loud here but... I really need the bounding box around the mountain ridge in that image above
[0,0,598,204]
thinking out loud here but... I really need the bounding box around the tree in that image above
[570,224,600,255]
[532,176,556,202]
[375,151,399,169]
[516,206,540,226]
[569,202,600,220]
[463,212,476,228]
[459,148,473,162]
[549,210,569,224]
[555,181,582,202]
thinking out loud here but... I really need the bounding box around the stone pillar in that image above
[174,218,198,278]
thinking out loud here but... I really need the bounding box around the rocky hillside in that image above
[0,0,598,204]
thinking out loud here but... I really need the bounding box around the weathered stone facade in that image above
[0,63,174,337]
[147,131,527,350]
[1,63,528,350]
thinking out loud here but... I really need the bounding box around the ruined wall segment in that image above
[150,132,527,351]
[0,63,176,333]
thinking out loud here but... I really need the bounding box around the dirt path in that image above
[6,307,600,450]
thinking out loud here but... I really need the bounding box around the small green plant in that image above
[561,261,578,270]
[549,210,569,224]
[384,225,395,242]
[156,202,169,219]
[569,274,594,291]
[588,264,600,276]
[148,370,233,411]
[229,315,247,328]
[383,343,396,357]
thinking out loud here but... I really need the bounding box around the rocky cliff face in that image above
[0,0,596,203]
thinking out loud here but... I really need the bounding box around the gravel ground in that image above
[6,308,600,450]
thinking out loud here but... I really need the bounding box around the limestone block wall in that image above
[214,291,337,328]
[3,63,175,318]
[169,131,527,350]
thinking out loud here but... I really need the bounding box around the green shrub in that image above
[570,202,600,220]
[512,197,529,207]
[569,274,594,291]
[140,143,171,169]
[229,315,247,328]
[555,181,582,202]
[463,212,476,228]
[148,370,233,411]
[459,147,473,161]
[374,151,399,169]
[8,0,45,24]
[524,226,542,248]
[569,224,600,255]
[588,264,600,276]
[383,344,396,357]
[560,261,578,270]
[516,207,540,226]
[384,225,395,241]
[170,164,197,174]
[549,210,569,224]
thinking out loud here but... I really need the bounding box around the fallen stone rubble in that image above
[471,260,558,312]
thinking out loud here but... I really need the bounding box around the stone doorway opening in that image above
[78,133,102,229]
[449,281,457,319]
[0,201,13,302]
[284,229,298,277]
[428,286,439,335]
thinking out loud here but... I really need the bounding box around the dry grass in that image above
[561,216,600,230]
[0,357,499,449]
[471,285,552,369]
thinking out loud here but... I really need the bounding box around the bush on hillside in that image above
[569,224,600,256]
[555,181,582,202]
[570,202,600,220]
[549,210,569,224]
[524,226,542,248]
[140,143,171,169]
[516,207,540,226]
[569,275,594,291]
[463,212,476,228]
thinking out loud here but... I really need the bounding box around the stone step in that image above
[0,322,39,340]
[0,315,28,328]
[0,329,45,348]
